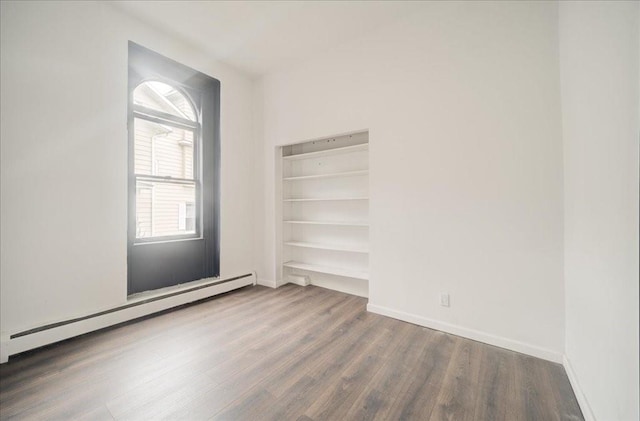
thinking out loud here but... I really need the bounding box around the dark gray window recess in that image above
[128,42,220,295]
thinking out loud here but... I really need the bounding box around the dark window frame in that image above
[127,42,221,295]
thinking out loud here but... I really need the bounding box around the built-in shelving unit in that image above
[284,241,369,253]
[282,143,368,161]
[283,170,369,181]
[279,131,369,297]
[283,261,369,281]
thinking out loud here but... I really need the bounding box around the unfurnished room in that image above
[0,1,638,420]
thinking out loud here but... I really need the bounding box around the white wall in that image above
[0,1,255,338]
[560,2,640,420]
[255,1,565,360]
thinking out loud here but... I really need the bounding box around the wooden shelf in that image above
[283,170,368,181]
[285,241,369,253]
[283,197,368,202]
[283,261,369,280]
[283,143,368,161]
[283,220,368,227]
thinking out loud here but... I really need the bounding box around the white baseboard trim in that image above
[256,278,291,288]
[257,278,277,288]
[563,355,595,421]
[0,335,9,364]
[1,274,255,363]
[366,303,563,363]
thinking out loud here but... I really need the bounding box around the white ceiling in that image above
[112,1,421,77]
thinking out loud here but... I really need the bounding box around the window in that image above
[128,42,220,295]
[132,81,199,240]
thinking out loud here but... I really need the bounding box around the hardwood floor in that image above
[0,284,583,420]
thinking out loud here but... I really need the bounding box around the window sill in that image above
[132,236,203,246]
[126,274,224,302]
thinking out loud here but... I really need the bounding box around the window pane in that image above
[133,81,196,121]
[136,179,196,239]
[134,118,194,179]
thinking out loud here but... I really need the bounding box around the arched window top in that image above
[133,81,196,121]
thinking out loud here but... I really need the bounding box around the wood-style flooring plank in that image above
[470,345,518,421]
[0,285,584,421]
[428,339,485,421]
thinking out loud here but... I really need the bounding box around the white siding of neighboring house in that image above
[135,186,152,238]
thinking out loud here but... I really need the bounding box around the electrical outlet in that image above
[440,293,450,307]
